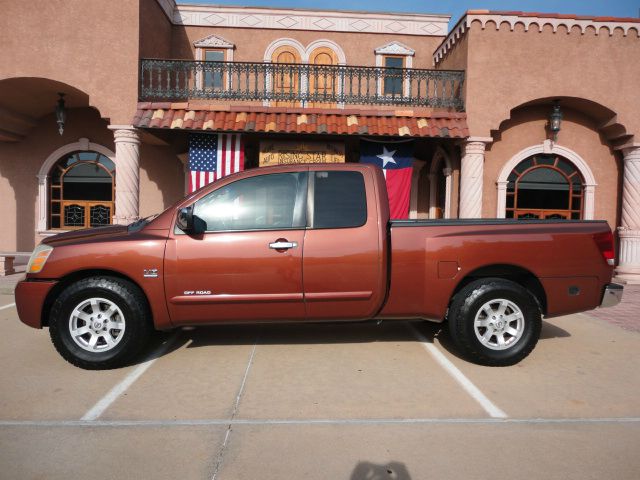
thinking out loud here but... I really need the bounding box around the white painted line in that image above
[408,324,508,419]
[81,334,179,421]
[0,303,16,311]
[1,417,639,428]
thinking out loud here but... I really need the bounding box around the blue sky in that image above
[178,1,640,29]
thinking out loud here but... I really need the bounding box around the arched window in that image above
[49,151,115,229]
[506,154,583,220]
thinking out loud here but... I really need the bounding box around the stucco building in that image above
[1,1,639,282]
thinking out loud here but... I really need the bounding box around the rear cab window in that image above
[310,171,367,229]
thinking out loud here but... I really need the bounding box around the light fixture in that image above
[55,93,66,135]
[549,100,562,142]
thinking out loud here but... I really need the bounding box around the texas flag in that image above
[360,140,414,219]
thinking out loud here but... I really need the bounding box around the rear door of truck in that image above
[302,165,387,320]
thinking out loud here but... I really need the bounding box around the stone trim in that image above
[36,139,116,234]
[194,34,235,49]
[374,41,415,56]
[435,12,640,64]
[496,141,597,220]
[174,4,448,36]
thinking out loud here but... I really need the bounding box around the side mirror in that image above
[176,206,194,232]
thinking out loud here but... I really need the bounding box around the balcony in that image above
[139,59,465,110]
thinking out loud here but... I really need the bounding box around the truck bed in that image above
[378,219,613,321]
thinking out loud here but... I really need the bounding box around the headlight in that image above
[26,244,53,274]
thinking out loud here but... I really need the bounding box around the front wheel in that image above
[448,278,541,366]
[49,276,153,370]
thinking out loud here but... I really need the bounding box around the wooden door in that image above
[308,47,338,108]
[271,46,301,107]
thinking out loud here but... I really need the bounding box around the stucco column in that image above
[459,137,491,218]
[443,167,452,219]
[109,125,141,225]
[616,144,640,283]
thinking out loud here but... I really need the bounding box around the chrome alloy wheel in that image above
[68,298,126,353]
[473,298,525,351]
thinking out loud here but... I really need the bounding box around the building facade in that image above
[1,1,639,282]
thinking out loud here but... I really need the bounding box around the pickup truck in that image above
[16,163,622,369]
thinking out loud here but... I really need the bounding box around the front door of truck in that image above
[302,167,386,320]
[165,171,308,325]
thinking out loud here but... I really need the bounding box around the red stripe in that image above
[238,135,244,172]
[221,134,227,179]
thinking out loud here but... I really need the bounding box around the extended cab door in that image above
[303,166,387,320]
[164,170,308,325]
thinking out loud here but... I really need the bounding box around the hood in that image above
[43,225,130,246]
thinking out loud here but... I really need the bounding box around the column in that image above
[428,173,437,219]
[459,137,491,218]
[616,144,640,283]
[443,167,452,219]
[109,125,141,225]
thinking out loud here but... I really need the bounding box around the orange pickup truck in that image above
[16,163,622,369]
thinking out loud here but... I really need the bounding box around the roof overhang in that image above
[133,103,469,139]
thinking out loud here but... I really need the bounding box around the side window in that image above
[312,171,367,229]
[193,172,307,232]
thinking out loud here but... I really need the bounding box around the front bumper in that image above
[15,279,57,329]
[599,283,623,308]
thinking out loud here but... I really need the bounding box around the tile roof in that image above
[132,103,469,139]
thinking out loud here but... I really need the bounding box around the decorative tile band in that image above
[173,4,449,36]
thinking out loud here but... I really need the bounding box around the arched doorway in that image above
[270,45,302,107]
[308,46,338,108]
[505,154,583,219]
[48,150,115,229]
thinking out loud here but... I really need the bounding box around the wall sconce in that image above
[549,100,562,142]
[55,93,66,136]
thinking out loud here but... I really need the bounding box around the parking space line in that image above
[0,303,16,311]
[211,336,258,480]
[2,417,639,427]
[81,333,180,421]
[408,324,508,419]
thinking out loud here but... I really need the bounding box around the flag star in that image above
[377,146,397,168]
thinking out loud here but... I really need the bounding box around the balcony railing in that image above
[139,59,465,110]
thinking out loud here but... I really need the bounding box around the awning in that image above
[132,103,469,138]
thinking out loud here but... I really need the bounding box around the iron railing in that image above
[139,59,465,110]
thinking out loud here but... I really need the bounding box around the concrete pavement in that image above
[1,292,639,479]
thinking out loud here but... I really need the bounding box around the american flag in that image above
[188,133,244,192]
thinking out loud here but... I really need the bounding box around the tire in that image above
[49,276,153,370]
[447,278,541,366]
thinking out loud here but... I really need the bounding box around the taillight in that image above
[593,231,615,266]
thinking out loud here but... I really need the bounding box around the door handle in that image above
[269,241,297,250]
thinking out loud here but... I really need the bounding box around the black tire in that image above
[49,276,153,370]
[447,278,541,366]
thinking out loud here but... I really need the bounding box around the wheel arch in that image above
[41,269,151,327]
[451,264,547,315]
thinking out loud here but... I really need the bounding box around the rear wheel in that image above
[448,278,541,366]
[49,276,152,370]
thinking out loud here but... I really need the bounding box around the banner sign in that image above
[259,141,345,167]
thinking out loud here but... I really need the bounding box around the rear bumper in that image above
[600,283,623,308]
[15,279,57,329]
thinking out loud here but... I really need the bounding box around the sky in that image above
[178,1,640,29]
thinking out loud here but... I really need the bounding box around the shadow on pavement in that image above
[134,317,570,367]
[351,461,412,480]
